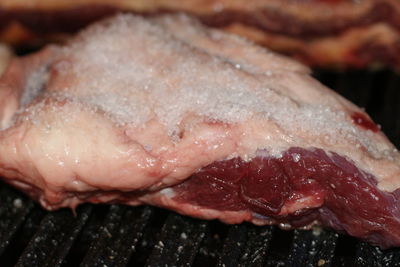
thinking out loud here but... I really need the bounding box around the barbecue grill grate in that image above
[1,70,400,267]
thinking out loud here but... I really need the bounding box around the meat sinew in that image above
[0,14,400,248]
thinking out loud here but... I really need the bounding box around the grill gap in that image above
[265,227,294,266]
[237,224,273,266]
[145,212,207,267]
[81,205,152,267]
[15,205,91,267]
[0,183,34,256]
[61,205,110,266]
[126,208,169,266]
[192,220,227,266]
[286,228,338,267]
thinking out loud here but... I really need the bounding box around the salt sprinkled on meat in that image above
[17,14,397,160]
[20,66,49,107]
[57,15,276,131]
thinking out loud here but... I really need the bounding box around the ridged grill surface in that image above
[0,70,399,267]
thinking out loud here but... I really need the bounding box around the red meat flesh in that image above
[351,112,379,132]
[174,147,400,248]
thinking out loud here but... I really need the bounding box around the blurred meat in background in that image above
[0,0,398,69]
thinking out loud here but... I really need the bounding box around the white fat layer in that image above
[11,14,400,192]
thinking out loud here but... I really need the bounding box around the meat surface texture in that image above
[0,0,399,69]
[0,14,400,248]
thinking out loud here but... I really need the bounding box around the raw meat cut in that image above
[0,14,400,248]
[0,0,399,69]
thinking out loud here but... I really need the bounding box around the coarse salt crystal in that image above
[15,14,396,162]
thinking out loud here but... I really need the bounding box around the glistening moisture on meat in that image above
[0,14,400,248]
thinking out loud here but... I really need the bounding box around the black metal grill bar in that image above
[378,248,400,267]
[15,205,92,267]
[145,213,207,267]
[354,242,386,267]
[80,205,152,267]
[216,224,273,267]
[286,228,338,267]
[237,225,273,266]
[353,242,400,267]
[0,186,34,256]
[217,225,248,267]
